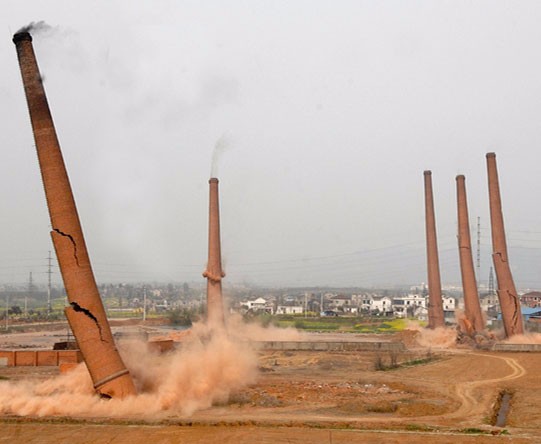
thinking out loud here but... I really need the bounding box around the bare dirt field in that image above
[1,329,540,443]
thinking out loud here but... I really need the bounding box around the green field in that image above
[261,315,420,333]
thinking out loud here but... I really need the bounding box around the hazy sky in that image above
[2,1,541,288]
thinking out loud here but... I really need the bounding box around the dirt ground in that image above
[1,330,540,443]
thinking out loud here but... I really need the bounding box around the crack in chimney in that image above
[53,228,80,267]
[70,302,107,343]
[507,290,521,335]
[493,252,522,336]
[493,251,508,263]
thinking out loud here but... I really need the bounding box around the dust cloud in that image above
[226,313,305,342]
[404,320,458,348]
[503,332,541,344]
[0,324,258,418]
[155,315,304,343]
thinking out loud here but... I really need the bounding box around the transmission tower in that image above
[489,266,495,295]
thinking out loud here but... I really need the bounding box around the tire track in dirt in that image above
[447,352,526,420]
[356,350,527,426]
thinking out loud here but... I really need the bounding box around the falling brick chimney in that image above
[456,175,485,334]
[486,153,524,337]
[203,178,225,328]
[423,171,445,329]
[13,31,136,398]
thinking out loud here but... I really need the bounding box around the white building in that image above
[241,297,274,314]
[442,296,456,311]
[371,296,393,315]
[276,305,303,315]
[329,295,359,313]
[415,305,429,321]
[392,294,427,317]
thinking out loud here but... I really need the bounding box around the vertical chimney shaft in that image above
[486,153,524,337]
[424,171,445,328]
[456,175,485,334]
[203,178,225,328]
[13,32,136,397]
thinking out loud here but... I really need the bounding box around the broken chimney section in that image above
[203,178,225,329]
[456,175,485,334]
[423,171,445,329]
[13,31,136,398]
[486,153,524,337]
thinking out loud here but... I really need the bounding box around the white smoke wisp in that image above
[0,325,258,418]
[210,134,231,178]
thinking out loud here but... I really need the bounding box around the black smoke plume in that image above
[16,21,52,34]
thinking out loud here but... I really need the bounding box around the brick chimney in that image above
[456,175,485,334]
[13,31,136,398]
[424,171,445,328]
[486,153,524,337]
[203,178,225,328]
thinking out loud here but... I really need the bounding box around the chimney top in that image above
[13,32,32,44]
[209,178,219,184]
[423,170,432,176]
[456,174,465,181]
[486,152,496,158]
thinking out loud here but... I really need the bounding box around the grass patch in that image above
[366,402,398,413]
[460,428,487,434]
[252,315,422,333]
[405,423,437,432]
[375,350,437,371]
[293,319,340,330]
[401,351,438,368]
[354,318,408,333]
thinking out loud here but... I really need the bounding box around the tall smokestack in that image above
[203,178,225,328]
[486,153,524,337]
[424,171,445,329]
[13,31,136,398]
[456,175,485,334]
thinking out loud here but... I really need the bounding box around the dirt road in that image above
[1,333,540,443]
[0,422,536,444]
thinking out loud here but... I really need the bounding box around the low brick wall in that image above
[15,350,38,366]
[0,350,15,366]
[58,350,82,364]
[258,341,405,352]
[492,343,541,352]
[37,350,59,366]
[0,350,83,367]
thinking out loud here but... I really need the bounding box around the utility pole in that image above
[47,250,52,315]
[143,286,147,322]
[476,217,481,291]
[5,294,8,331]
[26,271,33,318]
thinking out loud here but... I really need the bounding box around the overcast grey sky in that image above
[1,1,541,288]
